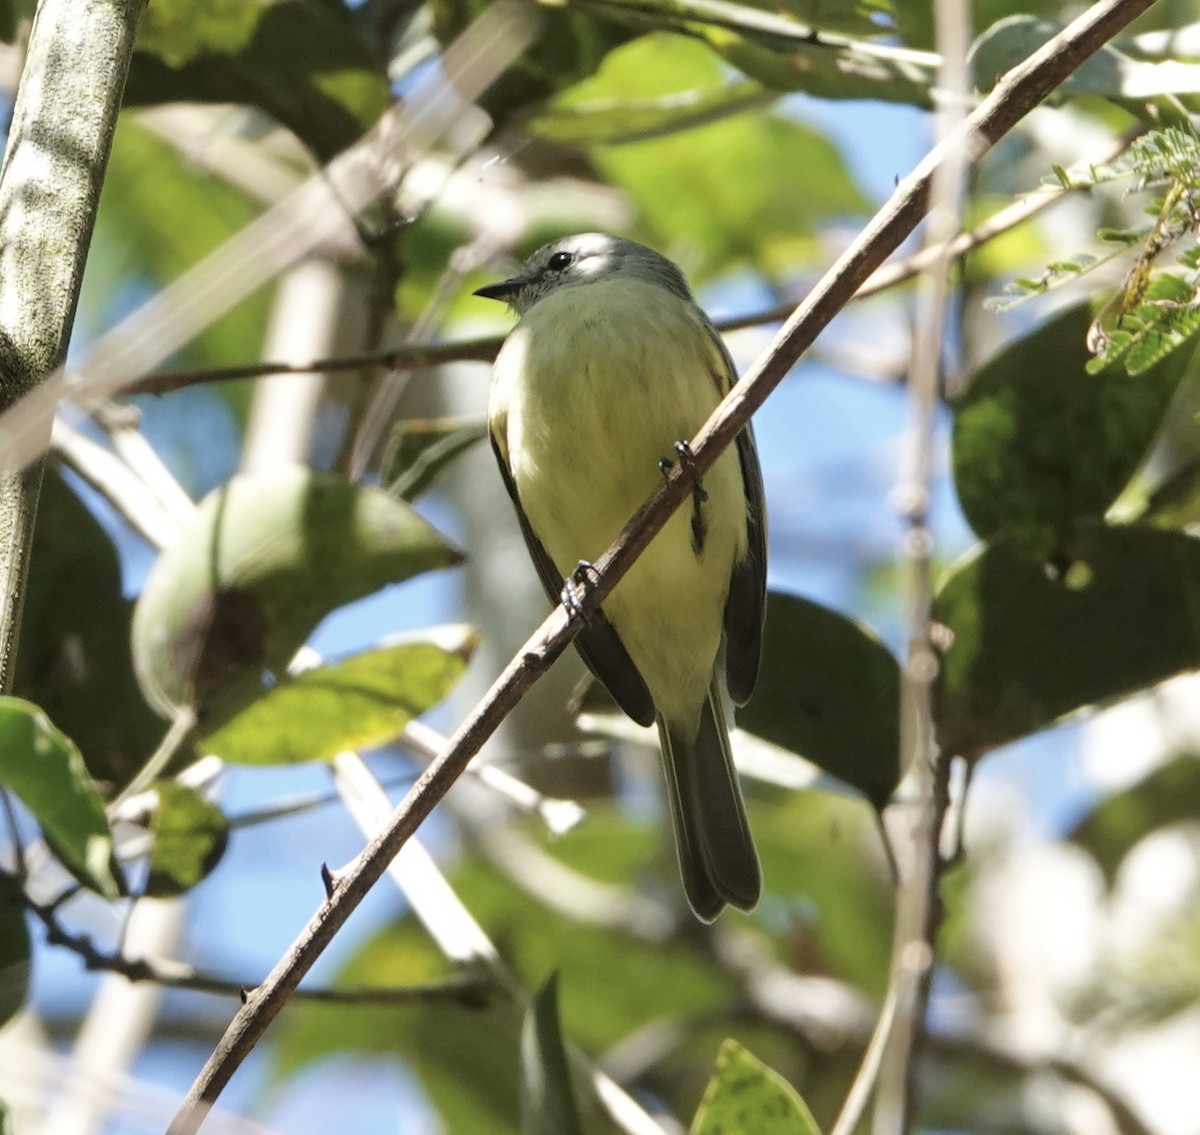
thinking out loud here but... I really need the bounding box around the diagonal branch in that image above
[165,2,1159,1131]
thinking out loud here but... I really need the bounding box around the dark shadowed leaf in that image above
[0,876,31,1028]
[127,0,390,161]
[740,591,900,810]
[1067,755,1200,887]
[0,699,120,898]
[952,303,1196,555]
[934,526,1200,760]
[383,418,488,502]
[199,630,475,763]
[691,1039,822,1135]
[132,466,463,726]
[13,469,163,790]
[429,0,631,128]
[145,781,230,897]
[520,974,583,1135]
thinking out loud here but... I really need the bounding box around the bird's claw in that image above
[562,561,600,620]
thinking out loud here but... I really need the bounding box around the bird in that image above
[476,233,767,921]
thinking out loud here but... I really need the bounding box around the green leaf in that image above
[934,526,1200,760]
[691,1039,822,1135]
[1067,755,1200,888]
[972,16,1200,101]
[429,0,633,129]
[131,466,463,725]
[557,34,870,280]
[706,26,935,108]
[0,698,120,898]
[0,875,31,1028]
[199,630,476,764]
[84,120,270,373]
[739,591,900,810]
[13,469,164,791]
[145,782,229,897]
[273,841,735,1128]
[951,303,1194,554]
[520,974,584,1135]
[528,80,770,146]
[382,418,488,502]
[126,0,390,161]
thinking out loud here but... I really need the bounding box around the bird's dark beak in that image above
[473,276,524,302]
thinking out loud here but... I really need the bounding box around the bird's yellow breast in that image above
[489,277,748,727]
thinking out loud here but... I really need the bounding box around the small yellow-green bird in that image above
[476,233,767,921]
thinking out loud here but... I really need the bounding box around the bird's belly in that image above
[499,281,746,724]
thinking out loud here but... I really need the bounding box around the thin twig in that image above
[871,0,971,1127]
[21,889,490,1006]
[164,4,1158,1131]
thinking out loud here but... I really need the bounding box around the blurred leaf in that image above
[430,0,632,128]
[132,466,463,724]
[520,974,584,1135]
[200,630,476,763]
[952,303,1195,555]
[899,0,1074,52]
[558,34,869,279]
[0,0,34,43]
[752,791,893,995]
[0,876,31,1028]
[13,469,163,790]
[972,16,1200,101]
[84,120,270,374]
[145,781,229,897]
[529,80,770,146]
[1143,455,1200,528]
[274,838,735,1127]
[1067,755,1200,887]
[383,418,488,502]
[0,698,120,899]
[707,27,935,107]
[127,0,390,161]
[692,1039,821,1135]
[934,526,1200,760]
[740,591,900,810]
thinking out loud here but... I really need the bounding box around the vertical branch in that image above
[873,0,971,1130]
[0,0,148,689]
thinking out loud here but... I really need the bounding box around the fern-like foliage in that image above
[990,127,1200,375]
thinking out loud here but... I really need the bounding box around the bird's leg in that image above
[561,561,601,620]
[661,440,709,554]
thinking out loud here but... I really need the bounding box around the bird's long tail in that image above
[658,681,761,921]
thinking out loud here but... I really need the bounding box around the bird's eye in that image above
[547,251,574,271]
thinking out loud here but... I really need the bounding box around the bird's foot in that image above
[561,561,600,620]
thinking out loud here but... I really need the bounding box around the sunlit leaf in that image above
[0,699,120,899]
[934,527,1200,760]
[691,1039,822,1135]
[132,466,463,725]
[145,781,229,897]
[520,974,583,1135]
[557,34,870,279]
[199,631,476,764]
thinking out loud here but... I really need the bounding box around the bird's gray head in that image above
[474,233,695,315]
